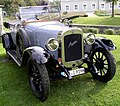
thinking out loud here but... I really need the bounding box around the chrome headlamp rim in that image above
[85,33,95,45]
[46,38,59,51]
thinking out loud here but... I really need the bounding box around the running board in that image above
[7,50,21,66]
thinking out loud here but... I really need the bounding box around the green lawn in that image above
[73,16,120,26]
[0,34,120,106]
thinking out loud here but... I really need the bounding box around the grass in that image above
[0,34,120,106]
[73,16,120,26]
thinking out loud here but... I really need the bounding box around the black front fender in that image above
[94,37,116,51]
[22,46,50,66]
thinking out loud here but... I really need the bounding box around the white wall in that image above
[61,0,120,13]
[0,8,3,35]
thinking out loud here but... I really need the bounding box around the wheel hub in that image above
[95,58,104,70]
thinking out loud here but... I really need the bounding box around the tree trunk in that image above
[112,1,115,17]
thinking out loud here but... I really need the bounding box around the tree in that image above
[0,0,49,16]
[0,0,39,16]
[105,0,118,17]
[34,0,48,5]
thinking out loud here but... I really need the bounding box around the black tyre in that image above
[28,58,50,102]
[90,48,116,82]
[16,29,29,60]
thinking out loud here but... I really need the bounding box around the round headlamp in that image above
[46,38,59,51]
[85,33,95,45]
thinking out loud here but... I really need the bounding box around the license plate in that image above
[69,68,85,77]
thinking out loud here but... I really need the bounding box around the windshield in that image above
[19,5,61,21]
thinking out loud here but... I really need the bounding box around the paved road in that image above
[86,12,98,17]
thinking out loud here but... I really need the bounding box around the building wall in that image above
[61,0,120,13]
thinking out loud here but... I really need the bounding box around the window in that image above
[101,3,105,9]
[65,5,70,11]
[110,2,112,8]
[118,2,120,8]
[91,3,96,10]
[83,4,87,10]
[74,4,79,10]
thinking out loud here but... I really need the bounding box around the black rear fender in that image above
[22,46,50,66]
[2,33,15,50]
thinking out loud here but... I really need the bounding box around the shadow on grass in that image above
[49,74,107,104]
[116,61,120,65]
[0,56,107,106]
[0,54,108,105]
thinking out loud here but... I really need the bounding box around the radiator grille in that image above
[64,34,82,62]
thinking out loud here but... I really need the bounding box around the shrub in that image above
[68,15,79,19]
[94,10,110,16]
[83,14,88,17]
[116,29,120,35]
[80,14,88,17]
[82,28,87,33]
[63,11,68,15]
[115,9,120,15]
[104,29,116,35]
[82,28,99,34]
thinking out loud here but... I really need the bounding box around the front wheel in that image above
[28,58,50,102]
[90,48,116,82]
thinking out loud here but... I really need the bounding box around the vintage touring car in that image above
[2,5,116,102]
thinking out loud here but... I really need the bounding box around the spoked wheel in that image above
[16,29,29,60]
[16,34,23,58]
[28,58,50,102]
[90,48,116,82]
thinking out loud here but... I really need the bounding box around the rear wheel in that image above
[28,58,50,102]
[16,29,29,60]
[90,48,116,82]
